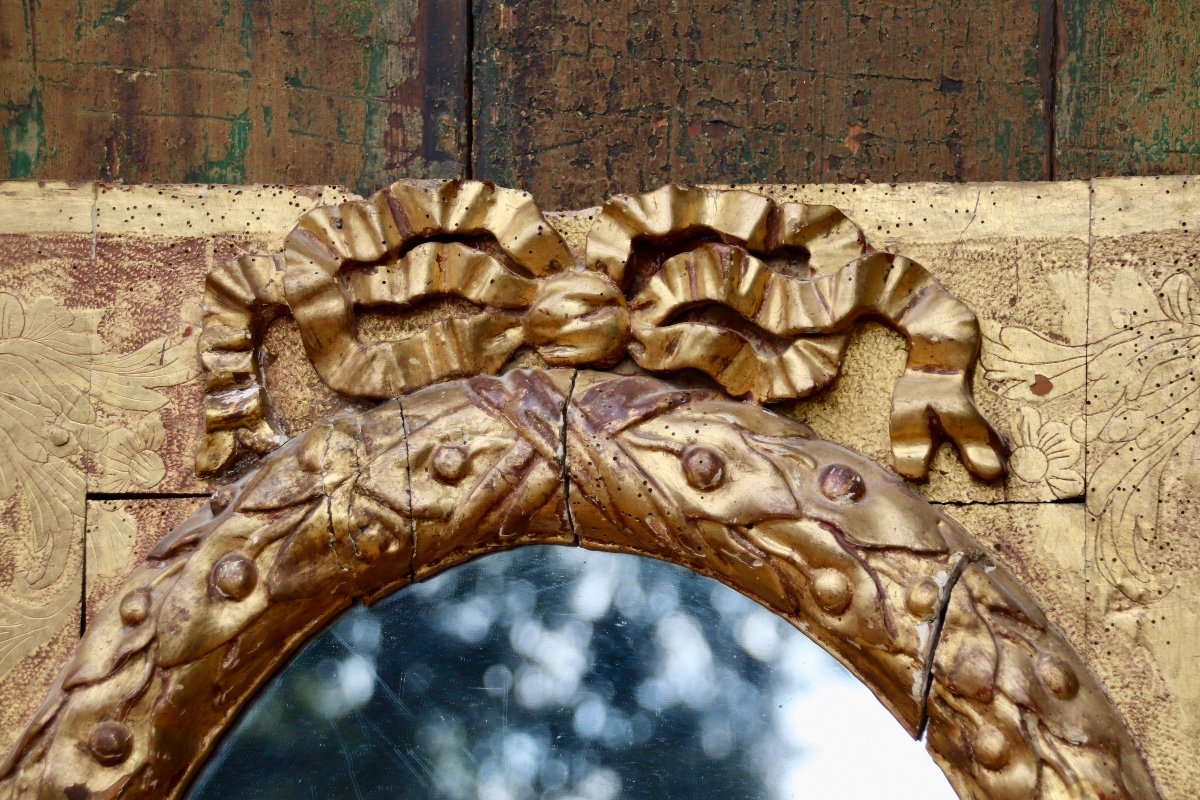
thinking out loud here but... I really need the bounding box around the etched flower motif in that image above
[986,270,1200,597]
[1008,407,1083,498]
[95,415,167,493]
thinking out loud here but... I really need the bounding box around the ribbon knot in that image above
[198,181,1005,482]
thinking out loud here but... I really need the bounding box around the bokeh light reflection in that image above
[187,546,955,799]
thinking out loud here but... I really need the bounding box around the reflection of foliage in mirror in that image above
[187,547,952,799]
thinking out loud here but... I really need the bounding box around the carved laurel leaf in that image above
[0,370,1157,800]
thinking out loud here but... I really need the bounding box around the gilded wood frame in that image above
[0,180,1176,799]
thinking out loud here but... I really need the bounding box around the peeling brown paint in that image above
[844,124,873,155]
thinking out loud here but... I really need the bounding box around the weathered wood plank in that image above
[0,0,468,192]
[1056,0,1200,177]
[472,0,1049,207]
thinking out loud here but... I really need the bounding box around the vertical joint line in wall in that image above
[1083,179,1094,647]
[1085,182,1093,473]
[1038,0,1061,180]
[25,0,38,69]
[81,177,97,633]
[464,0,475,179]
[80,504,89,637]
[90,182,98,263]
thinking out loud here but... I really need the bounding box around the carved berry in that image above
[1036,653,1080,700]
[210,553,257,601]
[906,579,941,619]
[972,725,1011,771]
[430,444,469,484]
[681,444,726,491]
[811,569,852,615]
[88,720,133,766]
[118,589,151,627]
[818,464,866,504]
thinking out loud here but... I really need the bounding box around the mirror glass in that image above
[187,546,954,799]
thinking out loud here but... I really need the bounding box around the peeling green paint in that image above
[262,105,273,135]
[339,0,375,38]
[288,102,316,133]
[95,0,139,30]
[359,99,389,194]
[363,40,387,97]
[1059,0,1200,174]
[239,0,254,60]
[993,119,1014,179]
[3,89,43,179]
[184,110,251,183]
[474,47,514,187]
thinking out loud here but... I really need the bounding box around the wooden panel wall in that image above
[1057,0,1200,177]
[0,0,468,190]
[3,1,1200,202]
[472,0,1049,206]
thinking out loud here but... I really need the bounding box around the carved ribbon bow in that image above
[198,181,1005,481]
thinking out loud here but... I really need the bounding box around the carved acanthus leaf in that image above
[0,292,193,680]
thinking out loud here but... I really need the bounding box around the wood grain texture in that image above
[0,0,467,192]
[1057,0,1200,178]
[472,0,1049,207]
[7,1,1200,197]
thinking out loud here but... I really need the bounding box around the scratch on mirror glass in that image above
[331,628,415,721]
[349,709,435,790]
[327,718,365,800]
